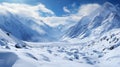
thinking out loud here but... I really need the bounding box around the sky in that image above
[0,0,120,16]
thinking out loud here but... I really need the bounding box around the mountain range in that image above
[0,2,120,67]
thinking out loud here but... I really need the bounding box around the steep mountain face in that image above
[66,16,91,38]
[0,10,61,42]
[90,2,120,37]
[65,2,120,39]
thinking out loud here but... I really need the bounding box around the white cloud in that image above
[37,4,54,15]
[42,17,68,26]
[61,3,101,24]
[47,4,101,27]
[0,3,101,27]
[77,4,100,16]
[0,3,54,19]
[63,6,70,13]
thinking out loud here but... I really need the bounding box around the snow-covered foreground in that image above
[0,28,120,67]
[0,44,93,67]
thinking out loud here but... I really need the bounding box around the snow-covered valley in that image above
[0,2,120,67]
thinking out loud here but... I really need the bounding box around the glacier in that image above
[0,2,120,67]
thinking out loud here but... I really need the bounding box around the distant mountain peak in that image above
[103,2,114,8]
[65,2,120,39]
[102,2,117,12]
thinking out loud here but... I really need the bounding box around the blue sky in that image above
[0,0,120,16]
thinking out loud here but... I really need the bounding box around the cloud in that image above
[42,17,68,26]
[0,3,101,27]
[37,4,54,15]
[0,3,54,18]
[61,3,101,24]
[63,6,70,13]
[77,4,100,16]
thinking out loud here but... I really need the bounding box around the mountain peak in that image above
[103,2,114,8]
[103,2,117,12]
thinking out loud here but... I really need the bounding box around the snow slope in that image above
[1,28,119,67]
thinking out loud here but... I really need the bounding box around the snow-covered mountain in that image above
[0,2,120,67]
[0,9,61,42]
[65,2,120,39]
